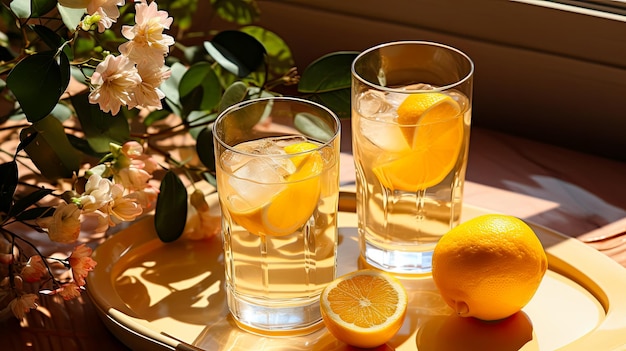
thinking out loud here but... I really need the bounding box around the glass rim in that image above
[351,40,475,93]
[212,96,341,157]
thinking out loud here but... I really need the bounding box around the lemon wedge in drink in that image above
[373,92,464,192]
[227,142,323,236]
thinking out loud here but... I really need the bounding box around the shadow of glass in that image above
[114,235,227,325]
[416,312,537,351]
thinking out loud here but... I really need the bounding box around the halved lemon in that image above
[373,93,464,192]
[227,142,323,236]
[320,269,408,348]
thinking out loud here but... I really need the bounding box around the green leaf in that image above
[57,4,85,32]
[160,62,187,117]
[294,112,336,142]
[73,37,97,61]
[0,161,18,213]
[9,0,30,18]
[218,81,248,113]
[181,45,208,65]
[241,26,294,79]
[32,25,73,60]
[32,0,57,17]
[219,96,270,134]
[143,109,172,127]
[20,116,80,179]
[16,207,54,221]
[155,171,188,243]
[67,134,105,158]
[307,89,351,120]
[202,172,217,188]
[211,0,260,24]
[9,188,53,218]
[50,103,73,123]
[196,127,216,172]
[188,110,217,139]
[179,62,221,117]
[16,129,38,154]
[204,30,266,78]
[10,0,57,18]
[71,93,130,153]
[7,51,70,122]
[299,51,358,93]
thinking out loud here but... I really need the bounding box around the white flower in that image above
[126,185,159,210]
[182,190,221,240]
[87,0,125,23]
[36,203,82,243]
[114,167,152,191]
[119,0,174,67]
[93,7,115,32]
[106,184,143,225]
[89,54,142,114]
[121,141,144,158]
[78,174,114,213]
[133,64,170,109]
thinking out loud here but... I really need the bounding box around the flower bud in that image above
[190,189,209,212]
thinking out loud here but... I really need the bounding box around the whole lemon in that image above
[431,214,548,321]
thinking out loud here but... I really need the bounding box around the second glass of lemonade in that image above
[213,97,341,335]
[352,41,474,274]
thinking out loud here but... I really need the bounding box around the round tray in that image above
[87,191,626,350]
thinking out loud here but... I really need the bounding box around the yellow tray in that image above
[87,191,626,350]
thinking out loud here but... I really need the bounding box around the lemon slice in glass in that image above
[227,142,323,236]
[373,92,464,192]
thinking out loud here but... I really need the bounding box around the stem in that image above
[0,227,59,284]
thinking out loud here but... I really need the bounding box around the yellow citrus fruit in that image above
[396,92,461,146]
[228,142,323,236]
[320,269,408,348]
[373,92,464,192]
[431,214,548,321]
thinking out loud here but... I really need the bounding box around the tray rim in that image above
[86,191,626,351]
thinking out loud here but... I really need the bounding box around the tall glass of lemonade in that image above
[352,41,474,274]
[213,97,341,335]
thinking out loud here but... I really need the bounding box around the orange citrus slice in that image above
[320,269,408,348]
[227,142,323,236]
[373,92,464,192]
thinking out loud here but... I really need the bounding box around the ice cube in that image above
[404,83,435,91]
[384,84,435,109]
[359,117,410,152]
[356,90,396,118]
[221,149,254,174]
[229,157,287,209]
[223,138,298,175]
[236,139,285,155]
[384,91,408,110]
[270,135,308,148]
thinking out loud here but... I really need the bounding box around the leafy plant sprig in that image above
[0,0,355,320]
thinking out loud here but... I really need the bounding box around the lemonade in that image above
[213,97,341,335]
[353,87,471,273]
[352,41,473,274]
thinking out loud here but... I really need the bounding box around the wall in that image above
[254,0,626,161]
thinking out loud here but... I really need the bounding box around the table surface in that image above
[3,126,626,351]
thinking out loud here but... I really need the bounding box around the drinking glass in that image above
[351,41,474,274]
[213,97,341,335]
